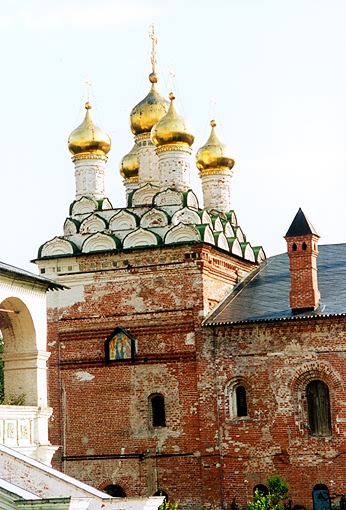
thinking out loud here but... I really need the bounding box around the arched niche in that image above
[241,242,256,262]
[79,214,107,234]
[253,246,266,263]
[154,189,183,207]
[0,267,60,464]
[223,221,235,238]
[63,218,80,236]
[109,210,139,231]
[198,210,213,228]
[195,224,215,245]
[214,232,229,252]
[212,216,223,231]
[130,183,159,206]
[141,208,169,228]
[184,190,199,209]
[172,208,201,226]
[227,237,242,257]
[0,296,48,407]
[70,196,98,216]
[164,224,200,244]
[38,237,79,258]
[82,233,121,253]
[233,226,245,243]
[123,228,161,249]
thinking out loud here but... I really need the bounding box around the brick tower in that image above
[34,30,265,510]
[285,207,320,311]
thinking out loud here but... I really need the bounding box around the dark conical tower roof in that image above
[285,208,319,238]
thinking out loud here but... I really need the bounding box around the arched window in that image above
[307,380,331,436]
[149,394,166,427]
[292,243,297,252]
[302,242,307,251]
[235,385,248,417]
[104,484,126,497]
[226,379,250,419]
[253,484,268,497]
[154,490,168,500]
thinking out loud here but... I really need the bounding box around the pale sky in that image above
[1,0,346,271]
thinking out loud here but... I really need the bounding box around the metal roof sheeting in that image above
[204,244,346,326]
[0,261,65,291]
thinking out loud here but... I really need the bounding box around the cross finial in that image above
[168,68,176,92]
[85,79,92,102]
[149,23,157,74]
[209,96,217,120]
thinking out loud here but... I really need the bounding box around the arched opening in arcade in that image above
[0,297,42,406]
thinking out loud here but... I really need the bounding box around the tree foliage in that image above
[159,498,179,510]
[247,475,289,510]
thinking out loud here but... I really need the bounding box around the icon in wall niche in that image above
[105,327,136,363]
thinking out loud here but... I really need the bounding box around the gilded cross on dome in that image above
[149,23,157,75]
[85,79,92,102]
[210,96,217,120]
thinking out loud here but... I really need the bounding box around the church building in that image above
[34,32,346,510]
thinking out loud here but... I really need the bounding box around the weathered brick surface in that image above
[45,241,346,510]
[46,244,254,510]
[211,318,346,509]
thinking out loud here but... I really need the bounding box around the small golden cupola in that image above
[197,120,235,213]
[68,101,111,159]
[151,92,195,149]
[120,143,139,182]
[130,73,168,136]
[196,120,234,173]
[130,24,168,136]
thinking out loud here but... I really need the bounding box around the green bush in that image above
[247,475,289,510]
[159,498,179,510]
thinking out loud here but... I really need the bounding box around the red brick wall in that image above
[212,318,346,509]
[46,242,346,510]
[46,243,255,510]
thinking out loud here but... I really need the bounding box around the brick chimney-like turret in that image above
[285,208,320,312]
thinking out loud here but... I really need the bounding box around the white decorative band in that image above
[72,153,108,162]
[123,176,139,184]
[156,144,192,155]
[199,168,233,176]
[136,132,151,141]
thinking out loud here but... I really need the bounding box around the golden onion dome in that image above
[120,143,139,180]
[151,92,195,148]
[68,102,111,157]
[196,120,234,172]
[130,73,168,135]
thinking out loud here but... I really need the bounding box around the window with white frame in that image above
[226,379,250,419]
